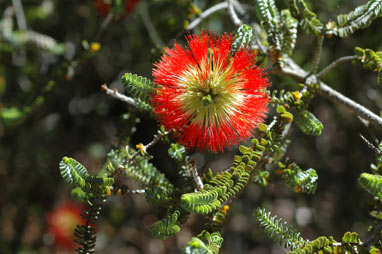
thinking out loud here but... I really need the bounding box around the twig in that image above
[317,80,382,127]
[94,13,114,42]
[189,159,204,190]
[363,221,382,248]
[359,134,381,155]
[128,189,145,194]
[227,0,242,27]
[271,56,382,128]
[101,83,138,107]
[310,32,325,74]
[316,55,357,78]
[186,2,228,30]
[138,0,164,47]
[11,0,27,30]
[124,130,170,164]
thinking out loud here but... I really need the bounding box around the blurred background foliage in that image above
[0,0,381,253]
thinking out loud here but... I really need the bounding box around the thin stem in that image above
[359,134,381,155]
[317,80,382,127]
[189,159,204,190]
[101,83,138,107]
[128,189,146,194]
[310,32,325,74]
[186,2,228,30]
[11,0,27,30]
[94,12,114,42]
[124,130,170,165]
[272,56,382,128]
[227,0,242,27]
[363,221,382,247]
[138,0,164,47]
[316,55,357,78]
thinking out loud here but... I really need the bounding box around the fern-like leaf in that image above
[359,173,382,199]
[231,24,253,55]
[74,195,106,254]
[288,0,323,35]
[121,73,156,111]
[185,237,211,254]
[287,236,331,254]
[256,208,306,250]
[150,210,181,239]
[354,47,382,85]
[184,230,223,254]
[280,9,298,55]
[333,0,382,38]
[279,161,318,194]
[145,186,173,207]
[255,0,282,51]
[180,187,225,214]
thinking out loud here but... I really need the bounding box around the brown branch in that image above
[186,2,228,30]
[310,32,325,74]
[101,83,138,107]
[317,55,358,78]
[272,57,382,127]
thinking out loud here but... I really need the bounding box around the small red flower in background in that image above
[93,0,139,17]
[152,31,269,153]
[46,202,85,249]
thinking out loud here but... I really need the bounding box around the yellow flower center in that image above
[176,56,245,128]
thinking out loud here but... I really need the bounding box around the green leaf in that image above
[150,210,181,239]
[185,237,211,254]
[354,47,382,85]
[185,231,223,254]
[295,110,323,136]
[121,73,156,111]
[59,157,89,188]
[255,0,283,53]
[168,143,187,162]
[332,0,382,38]
[359,173,382,199]
[256,208,306,250]
[231,24,253,55]
[288,0,323,35]
[280,9,298,55]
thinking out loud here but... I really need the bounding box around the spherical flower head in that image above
[46,202,85,249]
[152,31,269,153]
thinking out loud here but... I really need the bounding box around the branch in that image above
[101,83,138,107]
[274,56,382,128]
[317,80,382,127]
[138,0,164,47]
[359,134,382,155]
[94,13,114,42]
[227,0,242,27]
[316,55,358,78]
[128,189,145,194]
[363,221,382,248]
[11,0,27,30]
[125,130,170,164]
[188,159,204,190]
[186,2,228,30]
[310,32,325,74]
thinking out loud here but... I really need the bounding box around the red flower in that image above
[152,31,269,153]
[93,0,139,17]
[46,202,85,249]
